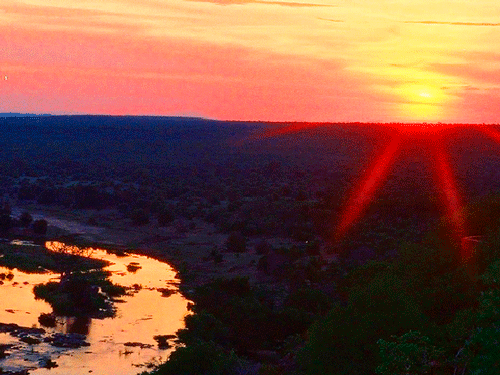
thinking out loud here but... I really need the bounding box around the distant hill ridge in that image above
[0,113,51,117]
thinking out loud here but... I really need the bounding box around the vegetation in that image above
[0,241,125,317]
[1,117,500,373]
[0,243,105,273]
[33,270,126,317]
[143,193,500,374]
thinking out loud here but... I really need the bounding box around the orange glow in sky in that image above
[1,1,500,122]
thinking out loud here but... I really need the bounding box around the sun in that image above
[395,84,450,122]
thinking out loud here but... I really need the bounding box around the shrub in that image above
[157,204,175,226]
[284,288,332,316]
[33,270,125,317]
[32,219,48,235]
[225,232,246,253]
[148,340,246,375]
[255,240,272,255]
[0,214,12,234]
[376,331,441,375]
[19,211,33,227]
[131,208,149,226]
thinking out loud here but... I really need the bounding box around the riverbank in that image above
[0,239,190,375]
[11,204,298,293]
[6,204,319,374]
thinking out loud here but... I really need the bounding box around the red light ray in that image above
[385,123,461,135]
[258,122,325,139]
[432,145,470,262]
[253,122,474,262]
[231,122,327,148]
[334,136,401,242]
[475,125,500,145]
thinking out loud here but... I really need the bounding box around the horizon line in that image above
[1,113,499,126]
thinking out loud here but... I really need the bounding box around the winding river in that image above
[0,241,190,375]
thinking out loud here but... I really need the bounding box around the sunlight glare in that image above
[476,125,500,145]
[433,146,470,262]
[387,123,460,136]
[334,136,401,242]
[396,84,449,122]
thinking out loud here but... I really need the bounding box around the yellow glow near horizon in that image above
[395,83,452,122]
[1,0,500,122]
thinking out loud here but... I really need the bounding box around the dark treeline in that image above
[0,116,394,237]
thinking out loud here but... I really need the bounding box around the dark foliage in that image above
[225,232,246,253]
[32,219,48,235]
[19,211,33,227]
[33,270,125,317]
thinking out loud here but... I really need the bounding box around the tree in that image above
[0,203,11,216]
[32,219,48,235]
[298,262,426,375]
[225,232,246,253]
[130,208,149,226]
[464,260,500,374]
[46,241,94,276]
[19,211,33,228]
[157,205,174,226]
[376,331,441,375]
[0,214,12,234]
[148,340,245,375]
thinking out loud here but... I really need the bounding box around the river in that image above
[0,241,190,375]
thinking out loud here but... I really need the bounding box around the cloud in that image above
[454,51,500,63]
[184,0,332,7]
[0,23,380,121]
[2,3,107,18]
[318,17,344,23]
[404,20,500,27]
[0,3,149,36]
[431,63,500,86]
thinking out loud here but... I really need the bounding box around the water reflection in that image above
[55,316,91,335]
[0,241,190,375]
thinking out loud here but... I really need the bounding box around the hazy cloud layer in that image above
[1,0,500,122]
[404,20,500,27]
[184,0,332,6]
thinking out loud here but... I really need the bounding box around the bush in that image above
[19,211,33,227]
[177,311,230,345]
[33,270,125,317]
[376,331,440,375]
[131,208,149,226]
[157,209,174,226]
[0,214,12,234]
[255,240,272,255]
[284,288,332,316]
[225,232,246,253]
[32,219,48,235]
[148,340,246,375]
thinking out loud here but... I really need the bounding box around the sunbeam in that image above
[475,125,500,145]
[334,136,402,242]
[257,123,482,263]
[432,145,470,262]
[259,122,326,138]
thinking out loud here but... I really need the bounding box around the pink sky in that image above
[1,0,500,122]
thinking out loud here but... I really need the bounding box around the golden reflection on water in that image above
[0,242,191,375]
[0,266,54,326]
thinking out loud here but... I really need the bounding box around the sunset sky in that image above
[1,0,500,123]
